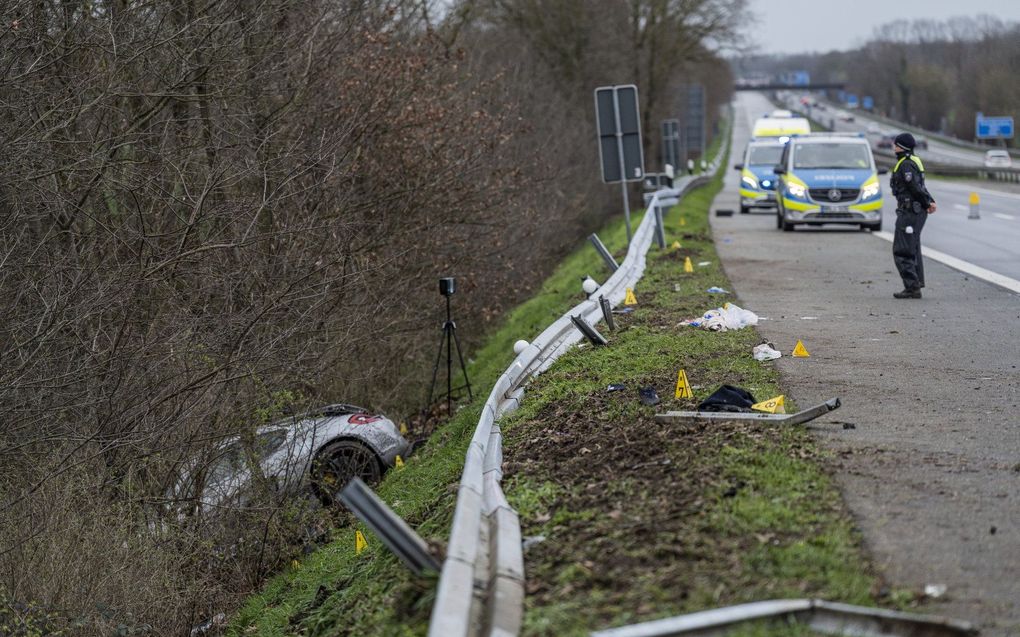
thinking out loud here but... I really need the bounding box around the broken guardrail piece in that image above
[590,599,977,637]
[655,397,840,426]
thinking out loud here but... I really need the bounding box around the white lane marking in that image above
[993,213,1016,221]
[873,231,1020,294]
[953,204,969,211]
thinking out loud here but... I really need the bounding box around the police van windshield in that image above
[747,146,784,165]
[793,143,871,170]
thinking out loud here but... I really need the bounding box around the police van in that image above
[773,133,886,232]
[734,138,786,214]
[751,115,810,139]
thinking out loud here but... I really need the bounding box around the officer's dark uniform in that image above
[889,133,935,298]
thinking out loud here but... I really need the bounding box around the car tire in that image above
[311,439,383,504]
[861,222,881,232]
[740,204,749,214]
[781,218,794,232]
[776,211,783,229]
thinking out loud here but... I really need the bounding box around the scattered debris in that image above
[522,535,546,551]
[715,208,734,217]
[679,303,759,332]
[698,261,712,267]
[923,583,947,599]
[673,283,682,292]
[639,387,661,406]
[752,343,781,361]
[706,286,729,294]
[612,307,635,315]
[606,383,627,393]
[190,613,227,637]
[698,385,756,413]
[842,422,857,430]
[990,526,997,535]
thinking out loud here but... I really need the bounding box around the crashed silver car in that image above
[173,404,411,515]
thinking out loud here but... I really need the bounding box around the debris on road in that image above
[698,261,712,267]
[706,286,729,294]
[522,535,546,551]
[752,343,781,361]
[606,384,627,393]
[924,583,948,599]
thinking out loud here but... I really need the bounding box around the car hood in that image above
[790,168,874,188]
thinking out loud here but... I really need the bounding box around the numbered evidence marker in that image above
[672,240,682,249]
[395,455,405,469]
[355,530,368,555]
[683,256,694,273]
[624,287,638,306]
[399,421,408,436]
[752,394,785,414]
[674,369,693,399]
[792,340,810,357]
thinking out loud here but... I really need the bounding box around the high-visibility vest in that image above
[894,154,925,173]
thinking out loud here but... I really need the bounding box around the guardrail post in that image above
[653,206,666,249]
[588,233,620,272]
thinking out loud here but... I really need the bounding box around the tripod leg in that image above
[446,323,453,416]
[450,323,473,401]
[427,327,448,410]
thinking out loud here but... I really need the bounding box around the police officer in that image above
[889,133,936,298]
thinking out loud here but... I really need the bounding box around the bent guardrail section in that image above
[429,147,724,636]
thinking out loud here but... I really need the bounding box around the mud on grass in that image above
[501,173,879,636]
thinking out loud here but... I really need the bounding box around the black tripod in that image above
[427,293,472,416]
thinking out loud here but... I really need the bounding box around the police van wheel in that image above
[781,220,794,232]
[740,205,749,214]
[776,212,783,229]
[861,222,881,232]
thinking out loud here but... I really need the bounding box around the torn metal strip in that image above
[655,397,840,426]
[590,599,977,637]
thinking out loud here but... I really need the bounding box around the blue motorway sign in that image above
[846,94,859,108]
[975,113,1014,139]
[862,96,874,110]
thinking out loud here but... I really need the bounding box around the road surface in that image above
[713,92,1020,635]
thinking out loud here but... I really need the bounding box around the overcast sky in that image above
[746,0,1020,55]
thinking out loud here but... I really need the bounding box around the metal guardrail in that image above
[428,148,726,636]
[872,148,1020,182]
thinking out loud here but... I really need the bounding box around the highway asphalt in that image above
[712,92,1020,635]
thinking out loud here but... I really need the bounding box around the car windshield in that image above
[747,146,784,165]
[793,143,871,169]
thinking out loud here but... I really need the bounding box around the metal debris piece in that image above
[655,398,841,426]
[590,599,977,637]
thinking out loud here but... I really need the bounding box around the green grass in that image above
[497,144,879,636]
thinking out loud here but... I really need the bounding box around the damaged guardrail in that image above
[428,146,725,636]
[589,599,978,637]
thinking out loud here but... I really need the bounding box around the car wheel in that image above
[740,204,749,214]
[781,218,794,232]
[861,222,881,232]
[311,439,382,504]
[776,211,783,229]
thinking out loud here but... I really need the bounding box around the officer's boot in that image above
[893,287,922,299]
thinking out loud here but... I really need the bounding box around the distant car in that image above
[867,122,881,135]
[840,114,855,123]
[877,135,894,150]
[915,135,929,151]
[984,150,1012,168]
[171,404,412,516]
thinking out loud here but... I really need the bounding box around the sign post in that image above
[661,119,681,172]
[595,85,645,242]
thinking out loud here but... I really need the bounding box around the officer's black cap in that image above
[894,132,916,150]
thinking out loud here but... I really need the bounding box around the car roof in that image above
[790,135,869,145]
[986,149,1009,156]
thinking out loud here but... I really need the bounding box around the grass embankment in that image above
[226,194,641,636]
[499,169,880,635]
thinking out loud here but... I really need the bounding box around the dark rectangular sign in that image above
[594,85,645,183]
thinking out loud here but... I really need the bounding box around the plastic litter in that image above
[612,307,635,315]
[697,261,712,267]
[706,286,729,294]
[923,583,947,599]
[698,385,756,412]
[679,303,759,332]
[522,535,546,551]
[752,343,781,361]
[606,383,627,392]
[639,387,661,406]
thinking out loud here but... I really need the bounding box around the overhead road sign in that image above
[975,113,1014,140]
[862,96,874,110]
[684,84,706,160]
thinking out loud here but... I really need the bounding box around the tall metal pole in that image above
[445,294,452,416]
[613,89,632,243]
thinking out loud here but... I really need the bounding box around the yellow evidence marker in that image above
[752,394,785,414]
[792,340,810,357]
[399,421,408,436]
[680,216,687,226]
[624,287,638,306]
[672,240,682,249]
[355,530,368,555]
[395,455,405,469]
[674,369,693,399]
[683,256,694,273]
